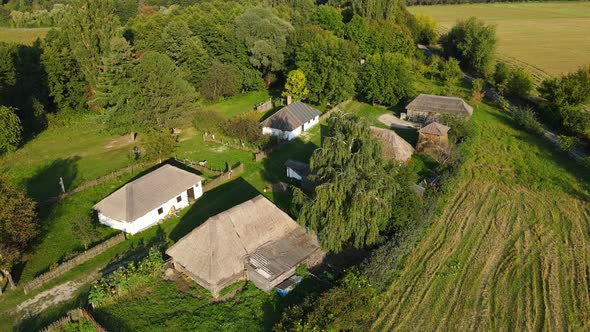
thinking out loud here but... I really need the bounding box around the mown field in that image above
[409,2,590,76]
[0,28,51,45]
[372,103,590,330]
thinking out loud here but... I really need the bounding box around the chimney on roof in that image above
[286,95,292,105]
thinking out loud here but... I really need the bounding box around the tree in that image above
[72,215,100,250]
[311,5,344,37]
[198,62,241,100]
[0,106,22,154]
[440,17,496,77]
[506,68,533,98]
[471,78,485,103]
[365,20,415,57]
[352,0,409,22]
[414,14,436,45]
[113,52,199,130]
[142,128,178,163]
[41,29,88,113]
[359,52,415,106]
[295,28,360,105]
[235,7,293,76]
[160,20,211,86]
[0,177,37,290]
[283,69,309,100]
[0,44,16,96]
[493,62,510,95]
[539,66,590,107]
[94,36,136,111]
[61,0,119,95]
[344,14,369,54]
[294,112,400,252]
[440,57,463,85]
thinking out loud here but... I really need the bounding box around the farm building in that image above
[94,164,203,235]
[416,122,450,153]
[261,101,321,140]
[285,159,310,181]
[405,94,473,123]
[166,195,323,297]
[370,126,415,163]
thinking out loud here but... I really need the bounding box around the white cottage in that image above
[94,164,203,235]
[261,101,321,140]
[285,159,310,181]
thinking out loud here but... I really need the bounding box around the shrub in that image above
[440,114,475,144]
[193,108,225,133]
[471,78,485,103]
[0,106,22,154]
[198,62,241,100]
[539,66,590,107]
[221,111,269,149]
[439,57,463,85]
[557,135,577,153]
[493,62,510,94]
[414,14,437,45]
[495,96,511,113]
[506,68,533,98]
[511,106,543,135]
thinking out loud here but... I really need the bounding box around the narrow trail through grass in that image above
[372,104,590,330]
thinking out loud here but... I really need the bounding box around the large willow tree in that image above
[296,112,401,252]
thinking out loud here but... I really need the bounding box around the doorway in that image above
[187,187,195,202]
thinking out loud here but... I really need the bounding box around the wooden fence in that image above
[40,161,155,207]
[40,308,106,332]
[203,163,244,192]
[202,133,260,153]
[23,233,126,294]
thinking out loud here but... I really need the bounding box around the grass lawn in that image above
[372,100,590,330]
[0,28,51,45]
[409,2,590,76]
[201,90,272,118]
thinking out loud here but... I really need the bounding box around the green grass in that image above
[0,27,51,45]
[202,90,272,118]
[409,2,590,76]
[372,99,590,330]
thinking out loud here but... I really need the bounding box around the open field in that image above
[409,2,590,76]
[372,102,590,330]
[0,28,51,45]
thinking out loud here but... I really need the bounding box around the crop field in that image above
[0,28,51,45]
[409,2,590,76]
[372,104,590,330]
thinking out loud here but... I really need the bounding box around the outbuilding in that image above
[405,94,473,123]
[166,195,323,297]
[416,121,450,153]
[285,159,311,181]
[94,164,203,235]
[370,126,415,163]
[261,101,321,140]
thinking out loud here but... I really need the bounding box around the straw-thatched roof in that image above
[166,195,319,293]
[370,126,415,163]
[94,164,202,222]
[419,122,450,136]
[406,94,473,117]
[261,102,321,131]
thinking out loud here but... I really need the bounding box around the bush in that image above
[221,111,269,148]
[440,114,475,144]
[414,14,437,45]
[439,57,463,85]
[557,135,577,152]
[539,66,590,107]
[495,96,511,113]
[198,62,241,100]
[511,106,543,135]
[193,108,225,133]
[559,106,590,140]
[506,68,533,98]
[471,78,485,103]
[493,62,510,94]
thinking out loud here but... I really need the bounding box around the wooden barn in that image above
[370,126,415,163]
[406,94,473,123]
[416,122,450,153]
[166,195,323,297]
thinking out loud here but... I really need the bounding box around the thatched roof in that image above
[419,122,450,136]
[406,94,473,116]
[260,102,321,131]
[166,195,319,290]
[370,126,415,163]
[94,164,202,222]
[285,159,310,177]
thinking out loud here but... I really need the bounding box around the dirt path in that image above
[377,113,419,129]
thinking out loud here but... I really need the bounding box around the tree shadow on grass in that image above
[25,156,80,203]
[169,177,261,242]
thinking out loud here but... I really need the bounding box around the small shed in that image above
[406,94,473,123]
[416,122,450,153]
[370,126,415,163]
[261,102,321,141]
[285,159,311,181]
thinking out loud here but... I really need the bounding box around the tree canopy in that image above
[295,112,401,252]
[359,52,415,106]
[283,69,309,100]
[0,106,22,154]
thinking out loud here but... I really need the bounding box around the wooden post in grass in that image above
[59,177,65,193]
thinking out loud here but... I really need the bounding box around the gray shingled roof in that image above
[284,159,310,177]
[406,94,473,116]
[419,122,450,136]
[94,164,203,222]
[261,101,321,131]
[166,195,320,289]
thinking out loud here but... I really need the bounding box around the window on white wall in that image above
[157,207,163,215]
[176,196,182,202]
